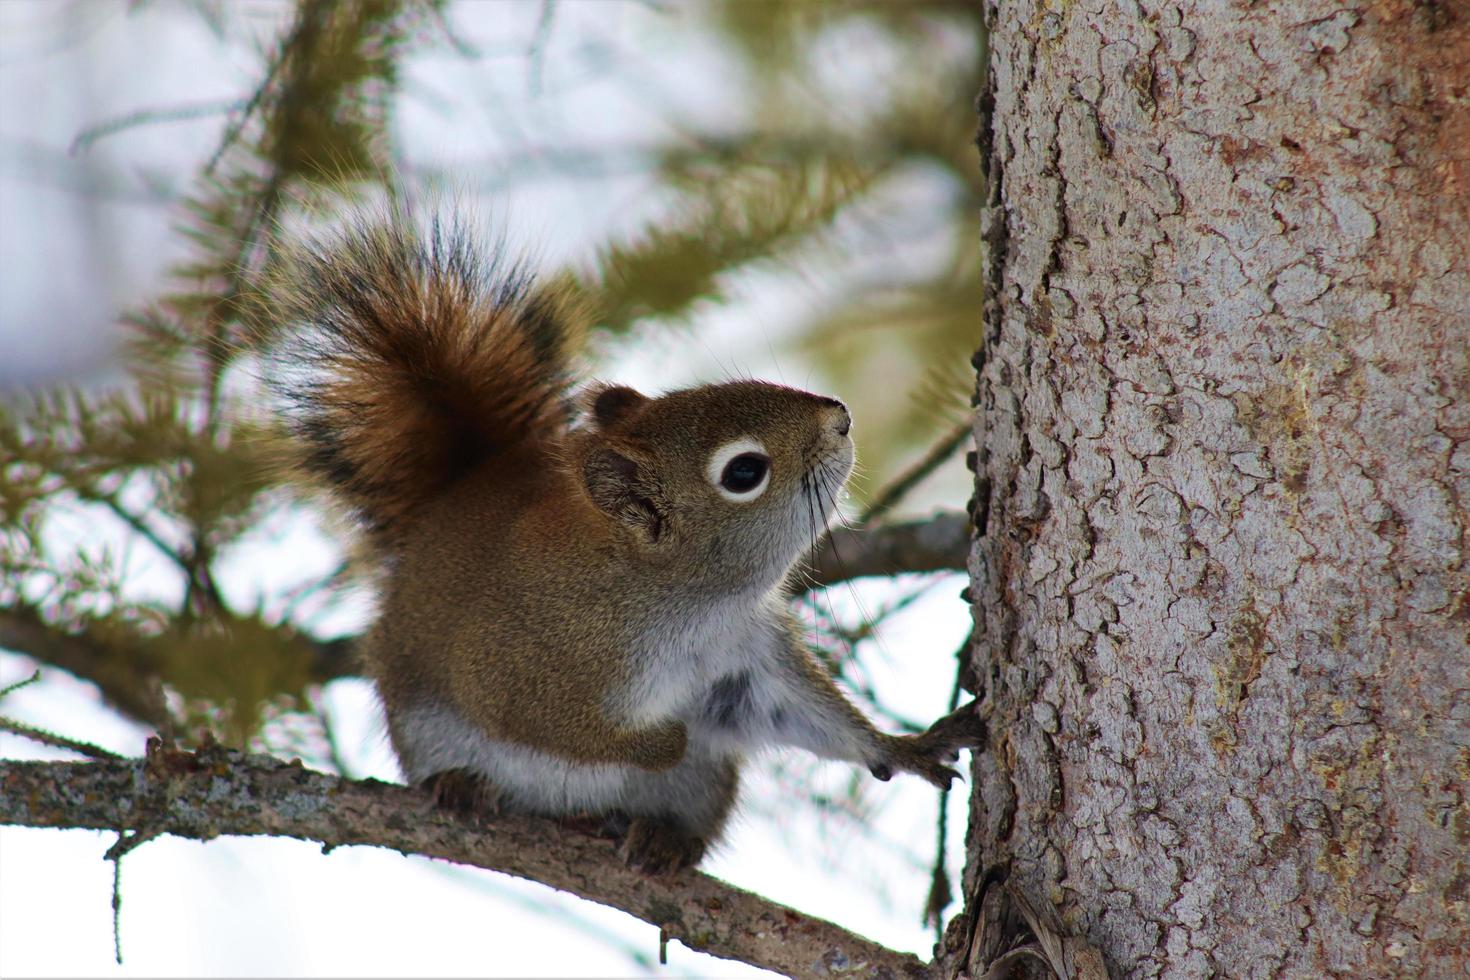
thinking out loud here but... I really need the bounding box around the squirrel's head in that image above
[572,380,854,591]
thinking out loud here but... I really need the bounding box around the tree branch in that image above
[809,511,970,587]
[0,606,169,731]
[0,742,931,979]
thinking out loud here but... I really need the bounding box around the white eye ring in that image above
[706,438,771,502]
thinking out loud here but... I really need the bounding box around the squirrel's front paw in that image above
[871,701,986,790]
[619,816,706,875]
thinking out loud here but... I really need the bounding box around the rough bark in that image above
[967,2,1468,977]
[0,741,927,980]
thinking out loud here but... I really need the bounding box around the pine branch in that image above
[0,742,931,980]
[562,153,884,335]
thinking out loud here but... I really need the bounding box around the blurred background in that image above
[0,1,986,975]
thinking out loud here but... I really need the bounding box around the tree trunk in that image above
[967,2,1468,977]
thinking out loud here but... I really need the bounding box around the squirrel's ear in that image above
[583,447,663,542]
[591,385,648,428]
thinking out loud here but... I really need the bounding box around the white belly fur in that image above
[394,702,632,814]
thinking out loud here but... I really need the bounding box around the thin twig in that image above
[0,670,42,699]
[924,633,971,940]
[70,98,247,155]
[0,715,124,761]
[91,494,187,578]
[280,559,351,621]
[105,827,161,965]
[202,10,303,178]
[860,421,973,525]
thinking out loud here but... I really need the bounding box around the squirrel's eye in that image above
[721,454,769,494]
[706,438,771,502]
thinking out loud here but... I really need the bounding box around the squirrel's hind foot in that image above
[421,768,503,822]
[619,816,706,874]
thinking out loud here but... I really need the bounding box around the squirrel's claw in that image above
[873,702,985,789]
[914,758,962,790]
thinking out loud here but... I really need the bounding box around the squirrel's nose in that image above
[818,397,851,437]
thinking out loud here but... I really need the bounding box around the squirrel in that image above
[268,214,984,873]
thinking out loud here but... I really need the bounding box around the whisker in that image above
[804,467,854,664]
[818,464,854,532]
[813,463,891,668]
[826,467,860,533]
[798,470,825,642]
[805,471,823,572]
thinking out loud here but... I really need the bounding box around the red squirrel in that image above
[270,215,982,872]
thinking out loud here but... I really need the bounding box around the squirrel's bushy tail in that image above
[269,214,577,533]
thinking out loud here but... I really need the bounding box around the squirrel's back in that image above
[268,215,579,534]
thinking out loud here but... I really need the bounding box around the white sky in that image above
[0,2,978,975]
